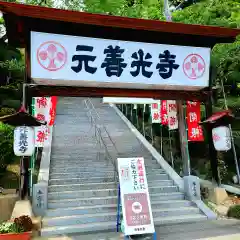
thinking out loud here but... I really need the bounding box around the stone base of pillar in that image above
[209,187,228,205]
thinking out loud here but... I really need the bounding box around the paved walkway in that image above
[35,219,240,240]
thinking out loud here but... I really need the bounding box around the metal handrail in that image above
[86,99,118,153]
[84,99,119,181]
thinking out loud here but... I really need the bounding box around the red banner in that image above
[49,96,57,126]
[161,100,168,125]
[186,101,204,141]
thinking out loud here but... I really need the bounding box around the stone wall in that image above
[0,193,18,221]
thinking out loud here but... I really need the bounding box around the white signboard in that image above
[103,97,159,104]
[118,157,155,236]
[14,126,35,156]
[212,126,231,151]
[31,31,210,90]
[151,101,161,123]
[167,100,178,130]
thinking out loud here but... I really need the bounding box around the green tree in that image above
[63,0,165,20]
[173,0,240,103]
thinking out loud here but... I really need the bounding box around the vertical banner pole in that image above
[151,123,154,145]
[160,125,163,155]
[116,184,121,232]
[143,104,146,137]
[130,104,133,123]
[136,105,139,129]
[29,97,35,197]
[169,130,174,169]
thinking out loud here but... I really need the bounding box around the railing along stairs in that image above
[84,98,119,181]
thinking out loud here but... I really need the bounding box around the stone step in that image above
[50,156,158,163]
[51,153,154,159]
[49,176,117,184]
[48,196,118,209]
[49,173,168,184]
[49,171,118,180]
[49,168,165,178]
[49,167,115,174]
[49,161,160,169]
[48,192,185,209]
[45,200,194,217]
[50,155,116,161]
[41,214,207,236]
[51,149,108,154]
[48,180,174,192]
[49,165,162,174]
[51,142,100,147]
[48,186,178,200]
[50,155,112,161]
[50,158,115,165]
[42,206,200,228]
[49,165,116,173]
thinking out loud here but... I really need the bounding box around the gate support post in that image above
[205,99,220,185]
[177,100,191,176]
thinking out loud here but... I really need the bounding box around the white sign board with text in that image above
[31,31,210,90]
[117,157,155,236]
[151,101,161,123]
[103,97,159,104]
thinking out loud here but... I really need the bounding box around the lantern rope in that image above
[220,78,240,184]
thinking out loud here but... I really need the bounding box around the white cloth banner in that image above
[167,100,178,130]
[33,97,52,147]
[33,97,51,123]
[150,101,161,123]
[118,157,155,236]
[34,125,51,148]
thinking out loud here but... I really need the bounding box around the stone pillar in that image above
[32,182,48,217]
[183,175,201,200]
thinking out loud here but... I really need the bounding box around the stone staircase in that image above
[41,97,207,237]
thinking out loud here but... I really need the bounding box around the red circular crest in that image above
[183,54,206,79]
[37,41,67,71]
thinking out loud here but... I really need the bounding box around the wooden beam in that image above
[1,2,239,48]
[27,85,210,102]
[0,2,239,39]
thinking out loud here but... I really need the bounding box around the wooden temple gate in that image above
[0,1,240,200]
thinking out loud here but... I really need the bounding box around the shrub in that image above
[0,222,23,234]
[14,215,33,232]
[0,215,33,234]
[227,205,240,219]
[0,122,15,174]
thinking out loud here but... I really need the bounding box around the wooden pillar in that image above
[205,98,220,185]
[177,100,191,176]
[205,65,220,185]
